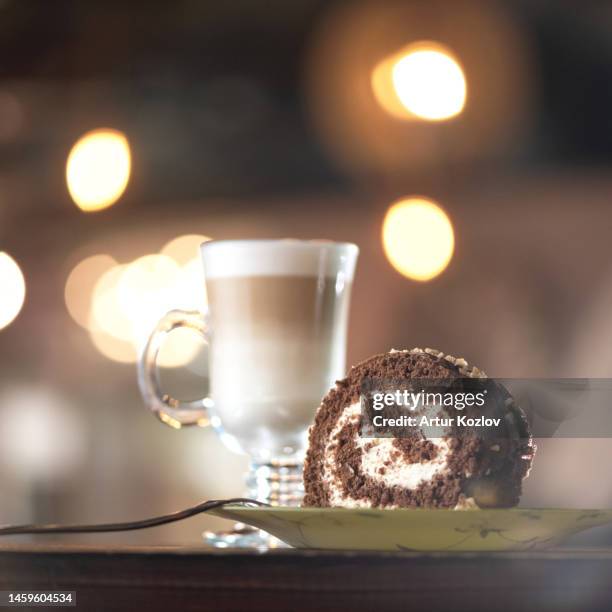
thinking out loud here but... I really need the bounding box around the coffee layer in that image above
[205,275,353,458]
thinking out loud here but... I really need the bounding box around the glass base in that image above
[204,458,303,549]
[204,523,288,550]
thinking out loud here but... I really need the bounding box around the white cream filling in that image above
[322,402,452,508]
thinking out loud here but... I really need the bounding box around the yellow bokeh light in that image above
[90,264,133,341]
[372,42,467,121]
[161,234,211,266]
[0,252,25,330]
[84,262,137,363]
[116,255,180,329]
[88,318,137,364]
[174,256,207,312]
[64,254,116,328]
[117,254,200,368]
[393,47,466,120]
[66,128,131,212]
[382,197,454,281]
[161,234,210,311]
[371,58,410,121]
[84,250,205,366]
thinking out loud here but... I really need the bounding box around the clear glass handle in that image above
[137,309,211,429]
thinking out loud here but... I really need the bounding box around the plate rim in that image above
[217,506,612,514]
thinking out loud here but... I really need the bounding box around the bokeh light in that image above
[161,234,210,311]
[90,264,132,341]
[88,262,138,364]
[371,58,412,121]
[64,254,117,328]
[67,236,212,365]
[118,254,202,367]
[161,234,211,266]
[84,253,203,367]
[116,254,180,336]
[372,42,467,121]
[0,252,26,330]
[66,128,131,212]
[382,197,455,281]
[88,321,137,364]
[176,256,207,311]
[393,45,466,120]
[0,386,86,480]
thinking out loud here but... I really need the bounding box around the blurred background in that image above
[1,0,612,545]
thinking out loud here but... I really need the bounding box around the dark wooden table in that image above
[1,545,612,611]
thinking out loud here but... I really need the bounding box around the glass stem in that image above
[245,458,304,506]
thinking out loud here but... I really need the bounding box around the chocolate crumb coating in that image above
[303,349,535,509]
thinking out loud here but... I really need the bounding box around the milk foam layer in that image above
[201,239,359,279]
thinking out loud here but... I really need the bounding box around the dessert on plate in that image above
[303,348,535,509]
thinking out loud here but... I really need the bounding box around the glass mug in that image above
[138,239,358,542]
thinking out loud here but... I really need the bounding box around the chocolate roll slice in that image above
[303,348,535,509]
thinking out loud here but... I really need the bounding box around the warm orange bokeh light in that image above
[161,234,211,266]
[372,42,467,121]
[86,254,203,367]
[64,254,117,328]
[68,236,212,365]
[66,128,131,212]
[382,197,455,281]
